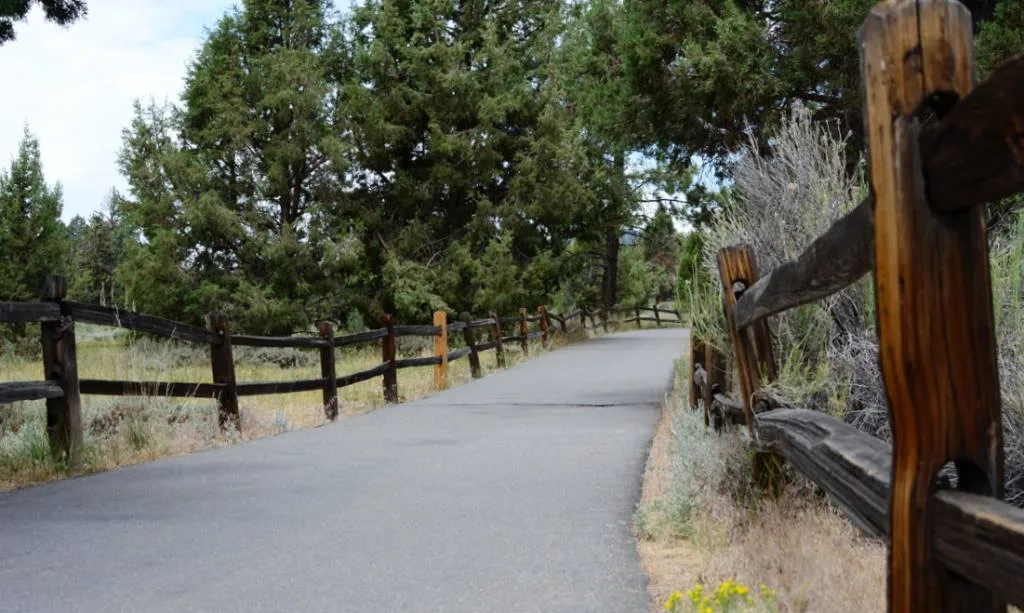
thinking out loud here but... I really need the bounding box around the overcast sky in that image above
[0,1,247,221]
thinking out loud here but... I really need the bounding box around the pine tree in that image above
[0,127,68,302]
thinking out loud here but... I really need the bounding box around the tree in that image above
[340,0,589,320]
[116,0,353,333]
[1,0,87,45]
[67,194,132,305]
[0,127,68,303]
[616,0,1010,172]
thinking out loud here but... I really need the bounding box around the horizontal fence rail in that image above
[688,6,1024,611]
[2,278,675,470]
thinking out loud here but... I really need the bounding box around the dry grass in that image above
[0,322,565,491]
[635,360,885,612]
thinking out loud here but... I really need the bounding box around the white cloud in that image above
[0,1,237,220]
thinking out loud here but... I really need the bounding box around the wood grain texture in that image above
[446,347,472,362]
[920,55,1024,210]
[382,314,398,403]
[861,2,1003,610]
[40,276,83,471]
[0,301,60,323]
[433,311,448,390]
[68,301,219,345]
[519,308,529,355]
[732,198,873,329]
[395,355,442,369]
[317,322,338,420]
[79,379,223,398]
[206,312,240,430]
[332,328,388,347]
[0,381,64,404]
[717,245,777,433]
[489,311,506,369]
[756,409,891,538]
[689,337,706,412]
[933,490,1024,609]
[538,306,550,348]
[231,334,329,349]
[704,344,726,429]
[235,379,327,396]
[460,312,482,379]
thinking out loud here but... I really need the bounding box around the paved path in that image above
[0,329,687,613]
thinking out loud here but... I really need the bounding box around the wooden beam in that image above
[861,2,1003,610]
[0,302,60,323]
[922,54,1024,211]
[732,198,873,329]
[0,381,64,404]
[39,276,83,471]
[433,311,448,390]
[317,322,338,420]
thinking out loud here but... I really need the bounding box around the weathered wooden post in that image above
[519,308,529,355]
[39,275,83,471]
[653,304,661,327]
[600,307,609,333]
[718,246,779,488]
[580,307,588,330]
[557,311,568,334]
[704,343,726,429]
[538,305,550,348]
[433,310,448,390]
[382,313,399,402]
[717,246,777,431]
[489,311,506,368]
[317,322,339,420]
[460,311,482,379]
[206,312,240,430]
[688,336,707,412]
[635,307,642,329]
[861,3,1003,611]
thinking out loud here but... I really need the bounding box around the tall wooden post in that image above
[317,322,338,420]
[206,312,240,430]
[704,343,726,429]
[382,314,399,403]
[717,246,777,433]
[39,276,83,471]
[635,307,642,329]
[538,305,550,348]
[433,311,448,390]
[557,311,568,334]
[653,304,661,327]
[688,336,707,412]
[861,3,1002,611]
[461,311,482,379]
[489,311,506,368]
[519,308,529,355]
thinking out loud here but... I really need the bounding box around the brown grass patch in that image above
[635,363,885,612]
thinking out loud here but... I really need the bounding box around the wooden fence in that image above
[0,277,681,471]
[688,2,1024,611]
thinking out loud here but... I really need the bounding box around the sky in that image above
[0,1,246,221]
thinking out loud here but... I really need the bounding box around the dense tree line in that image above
[1,0,1021,338]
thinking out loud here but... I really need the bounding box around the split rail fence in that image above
[687,2,1024,611]
[0,279,680,470]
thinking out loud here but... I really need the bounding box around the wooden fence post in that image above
[861,4,1003,611]
[519,308,529,355]
[600,307,608,333]
[653,304,661,327]
[489,311,506,368]
[689,335,707,412]
[317,322,338,420]
[39,276,83,471]
[717,246,777,431]
[461,311,482,379]
[704,343,726,429]
[206,312,240,430]
[433,311,448,390]
[635,307,642,329]
[382,313,398,403]
[538,305,550,348]
[579,308,587,332]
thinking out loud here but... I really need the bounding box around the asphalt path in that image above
[0,328,687,613]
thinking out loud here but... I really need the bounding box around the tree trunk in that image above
[602,227,619,310]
